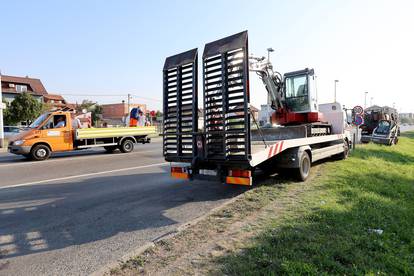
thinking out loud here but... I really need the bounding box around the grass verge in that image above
[108,132,414,275]
[219,131,414,275]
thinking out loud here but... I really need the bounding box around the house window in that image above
[16,85,28,92]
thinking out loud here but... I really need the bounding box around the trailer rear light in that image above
[171,167,189,179]
[171,167,185,173]
[226,169,252,186]
[226,176,252,186]
[229,169,251,178]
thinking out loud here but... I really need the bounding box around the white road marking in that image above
[0,162,168,190]
[0,149,160,168]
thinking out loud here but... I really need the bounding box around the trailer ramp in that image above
[163,49,198,162]
[202,31,251,162]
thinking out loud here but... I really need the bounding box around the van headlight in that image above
[13,140,25,146]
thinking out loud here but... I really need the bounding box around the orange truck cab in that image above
[9,112,75,159]
[8,111,154,160]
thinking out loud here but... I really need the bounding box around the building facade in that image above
[101,103,147,120]
[1,75,47,104]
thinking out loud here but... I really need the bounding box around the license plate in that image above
[199,169,217,176]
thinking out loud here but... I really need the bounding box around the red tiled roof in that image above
[0,75,47,95]
[43,93,65,101]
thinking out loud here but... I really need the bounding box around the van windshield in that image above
[29,113,50,129]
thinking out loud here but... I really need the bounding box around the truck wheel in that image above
[104,146,117,153]
[120,139,134,153]
[334,140,349,160]
[30,144,51,161]
[295,151,311,181]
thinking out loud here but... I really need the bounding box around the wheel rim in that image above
[125,142,132,151]
[37,148,47,158]
[302,157,310,177]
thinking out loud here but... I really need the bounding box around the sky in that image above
[1,0,413,112]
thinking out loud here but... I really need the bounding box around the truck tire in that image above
[104,146,117,153]
[120,139,134,153]
[295,151,311,181]
[30,144,51,161]
[334,140,349,160]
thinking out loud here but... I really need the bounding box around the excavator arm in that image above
[249,56,285,111]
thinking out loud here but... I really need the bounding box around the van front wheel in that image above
[31,144,51,161]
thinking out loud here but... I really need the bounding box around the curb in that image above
[92,189,247,276]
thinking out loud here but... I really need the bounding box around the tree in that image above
[77,100,103,126]
[3,93,44,125]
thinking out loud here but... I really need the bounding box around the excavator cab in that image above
[284,68,318,114]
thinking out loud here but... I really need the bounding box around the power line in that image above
[60,93,161,102]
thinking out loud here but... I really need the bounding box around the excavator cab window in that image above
[284,74,310,112]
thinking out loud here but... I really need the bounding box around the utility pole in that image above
[127,93,131,126]
[370,97,373,106]
[127,93,131,113]
[0,74,4,148]
[334,80,339,102]
[364,91,368,108]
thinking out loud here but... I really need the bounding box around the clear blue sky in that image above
[1,0,413,112]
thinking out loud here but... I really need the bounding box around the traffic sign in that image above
[353,114,364,126]
[353,105,364,115]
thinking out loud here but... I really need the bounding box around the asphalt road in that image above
[0,138,244,275]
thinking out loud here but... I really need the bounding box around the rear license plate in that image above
[199,169,217,176]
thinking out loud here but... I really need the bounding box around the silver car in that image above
[3,126,21,139]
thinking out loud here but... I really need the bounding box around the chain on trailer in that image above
[163,49,198,162]
[202,31,251,162]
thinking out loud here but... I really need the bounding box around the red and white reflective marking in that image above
[267,141,285,158]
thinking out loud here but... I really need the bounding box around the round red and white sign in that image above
[353,105,364,115]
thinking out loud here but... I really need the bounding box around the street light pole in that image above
[334,80,339,102]
[364,91,368,108]
[0,74,4,148]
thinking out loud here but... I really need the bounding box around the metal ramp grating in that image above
[163,48,198,161]
[202,31,251,161]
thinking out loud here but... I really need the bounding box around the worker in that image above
[129,108,138,127]
[55,116,66,128]
[138,110,145,126]
[71,113,82,129]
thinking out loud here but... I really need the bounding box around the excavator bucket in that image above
[202,31,251,161]
[163,48,198,162]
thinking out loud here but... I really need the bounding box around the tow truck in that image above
[162,31,351,185]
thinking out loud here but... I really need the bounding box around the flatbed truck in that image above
[162,31,352,185]
[8,111,155,160]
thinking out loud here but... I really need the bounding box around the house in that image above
[400,113,414,119]
[102,102,147,121]
[43,93,72,111]
[250,105,259,121]
[1,75,47,104]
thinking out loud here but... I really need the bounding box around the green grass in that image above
[218,131,414,275]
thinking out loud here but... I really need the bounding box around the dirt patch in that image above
[107,165,323,276]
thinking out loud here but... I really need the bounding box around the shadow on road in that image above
[0,168,245,261]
